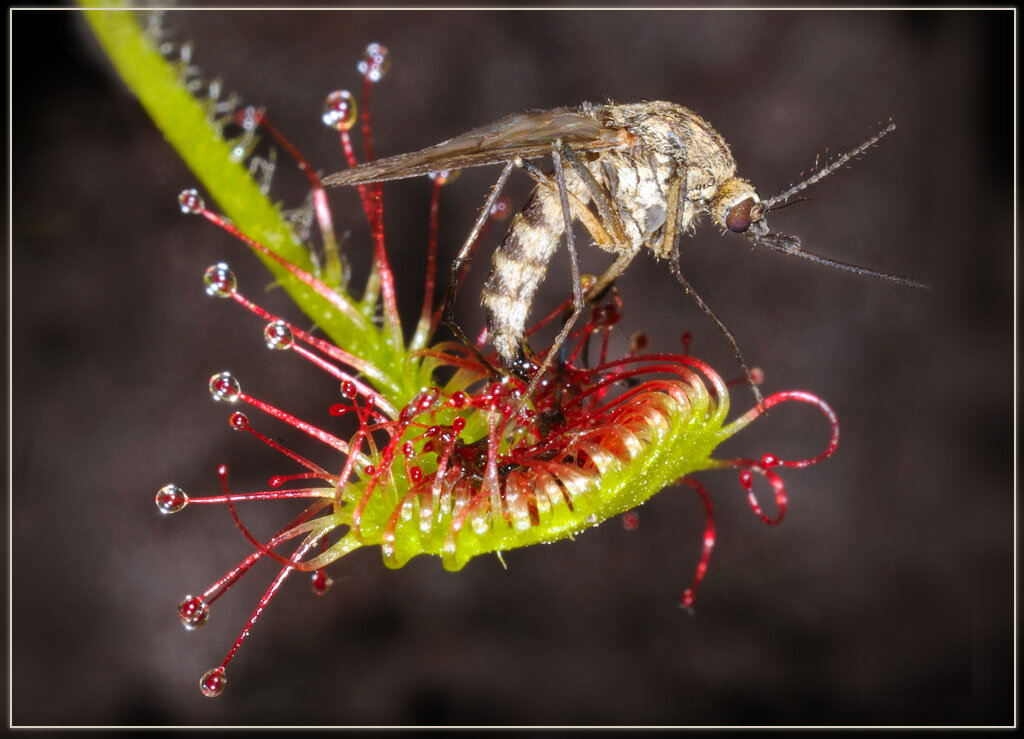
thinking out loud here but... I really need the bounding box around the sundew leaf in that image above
[85,6,841,698]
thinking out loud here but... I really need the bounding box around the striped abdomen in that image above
[481,185,568,367]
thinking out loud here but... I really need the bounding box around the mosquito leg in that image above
[518,155,633,310]
[558,141,651,305]
[558,142,628,247]
[516,159,615,252]
[517,142,586,410]
[663,170,684,259]
[441,160,515,376]
[669,235,764,407]
[584,247,640,302]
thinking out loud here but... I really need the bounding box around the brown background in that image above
[11,7,1013,726]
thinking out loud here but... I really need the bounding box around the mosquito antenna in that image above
[753,232,929,289]
[765,196,812,214]
[763,121,896,210]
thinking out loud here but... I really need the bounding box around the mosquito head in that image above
[711,177,768,237]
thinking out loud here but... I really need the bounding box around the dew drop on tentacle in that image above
[357,42,390,83]
[209,371,241,403]
[229,412,249,431]
[489,196,512,221]
[629,332,650,354]
[429,169,460,186]
[416,387,441,412]
[592,302,621,329]
[760,453,779,468]
[155,484,189,514]
[177,594,210,630]
[178,188,205,214]
[237,105,263,132]
[322,90,358,131]
[203,263,236,297]
[311,569,333,596]
[264,320,294,351]
[199,667,226,698]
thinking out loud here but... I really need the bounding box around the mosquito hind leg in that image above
[557,141,647,306]
[440,160,515,377]
[515,141,586,410]
[558,142,629,247]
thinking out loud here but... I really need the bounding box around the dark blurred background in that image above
[10,7,1013,727]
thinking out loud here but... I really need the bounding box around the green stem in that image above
[80,3,417,406]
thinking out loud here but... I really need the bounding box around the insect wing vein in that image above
[324,108,626,187]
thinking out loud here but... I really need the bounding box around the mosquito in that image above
[323,101,926,405]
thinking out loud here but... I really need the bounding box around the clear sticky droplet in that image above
[629,332,650,354]
[178,189,204,214]
[356,42,390,83]
[155,484,188,514]
[264,320,294,351]
[416,387,441,412]
[311,569,333,596]
[429,169,460,186]
[177,594,210,630]
[229,412,249,431]
[489,196,512,220]
[322,90,358,131]
[203,263,236,297]
[209,372,241,403]
[238,105,262,132]
[199,667,226,698]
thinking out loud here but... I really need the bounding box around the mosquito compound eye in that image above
[725,197,755,233]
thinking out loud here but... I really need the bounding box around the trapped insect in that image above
[324,101,926,402]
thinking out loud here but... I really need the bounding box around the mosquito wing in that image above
[323,106,629,187]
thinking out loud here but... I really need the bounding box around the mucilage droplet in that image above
[203,263,236,297]
[209,371,241,403]
[322,90,358,131]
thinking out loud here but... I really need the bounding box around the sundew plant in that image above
[84,7,839,698]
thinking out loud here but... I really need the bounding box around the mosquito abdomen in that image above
[482,186,567,367]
